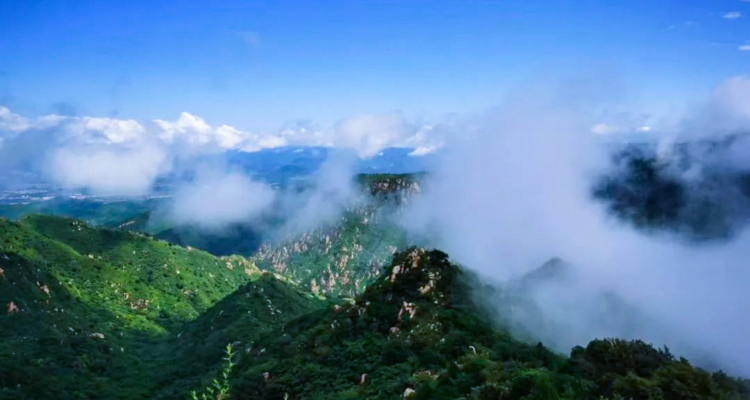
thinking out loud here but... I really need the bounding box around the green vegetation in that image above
[250,173,420,297]
[1,173,748,399]
[593,146,750,241]
[190,344,236,400]
[593,152,686,232]
[0,198,166,228]
[230,248,750,400]
[0,215,322,399]
[252,206,406,297]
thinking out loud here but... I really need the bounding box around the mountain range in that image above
[0,173,748,399]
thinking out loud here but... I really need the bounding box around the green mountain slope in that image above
[108,174,420,298]
[233,174,421,297]
[0,215,323,399]
[1,204,748,400]
[151,273,323,399]
[229,248,750,400]
[13,214,258,330]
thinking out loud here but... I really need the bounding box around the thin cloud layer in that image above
[724,11,742,19]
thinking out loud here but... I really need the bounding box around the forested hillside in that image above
[1,217,747,399]
[0,215,322,399]
[110,174,420,297]
[230,248,750,400]
[1,173,749,399]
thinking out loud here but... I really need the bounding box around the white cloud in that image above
[724,11,742,19]
[155,112,213,145]
[170,172,276,230]
[0,106,444,194]
[713,76,750,120]
[1,107,444,159]
[47,144,169,196]
[409,145,441,157]
[590,122,656,136]
[214,125,247,149]
[277,120,328,147]
[329,113,441,158]
[66,117,145,144]
[405,77,750,375]
[332,114,414,158]
[739,45,750,51]
[154,112,290,152]
[590,123,623,135]
[0,110,145,146]
[0,107,30,133]
[274,153,358,237]
[676,76,750,142]
[239,133,288,152]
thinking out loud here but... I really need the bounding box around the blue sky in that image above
[1,0,748,129]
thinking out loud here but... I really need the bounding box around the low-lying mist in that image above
[156,150,364,250]
[169,170,275,232]
[405,76,750,376]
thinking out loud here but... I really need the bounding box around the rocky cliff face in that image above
[359,173,423,205]
[364,176,422,204]
[252,204,405,297]
[250,174,423,297]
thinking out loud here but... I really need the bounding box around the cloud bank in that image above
[0,107,443,196]
[406,75,750,376]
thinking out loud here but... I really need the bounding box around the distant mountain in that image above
[0,146,433,214]
[185,147,432,186]
[594,142,750,241]
[0,197,167,226]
